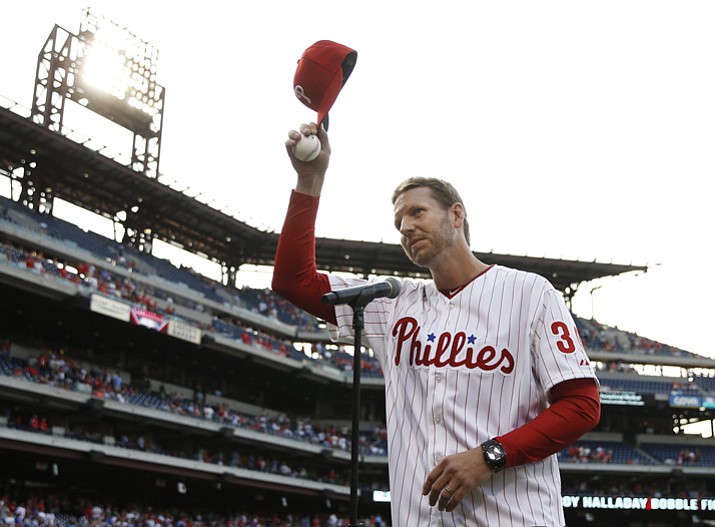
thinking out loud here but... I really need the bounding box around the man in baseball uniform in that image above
[273,123,601,527]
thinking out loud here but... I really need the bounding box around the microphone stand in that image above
[322,285,399,527]
[347,301,366,527]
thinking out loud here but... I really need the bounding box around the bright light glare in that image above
[78,16,161,117]
[81,43,130,100]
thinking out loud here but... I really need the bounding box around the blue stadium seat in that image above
[559,440,655,465]
[639,442,715,466]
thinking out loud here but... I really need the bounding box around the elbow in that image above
[272,268,300,302]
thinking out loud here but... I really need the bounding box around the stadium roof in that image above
[0,105,647,294]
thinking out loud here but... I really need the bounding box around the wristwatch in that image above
[481,439,507,473]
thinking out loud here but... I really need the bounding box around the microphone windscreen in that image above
[384,277,401,299]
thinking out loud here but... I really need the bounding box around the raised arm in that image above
[271,123,336,324]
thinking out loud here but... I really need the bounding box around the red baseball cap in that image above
[293,40,357,131]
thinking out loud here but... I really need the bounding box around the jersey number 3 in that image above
[550,321,582,354]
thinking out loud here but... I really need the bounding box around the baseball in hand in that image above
[293,133,321,162]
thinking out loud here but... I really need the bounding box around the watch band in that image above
[481,438,507,473]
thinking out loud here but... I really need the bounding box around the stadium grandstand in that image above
[2,9,715,527]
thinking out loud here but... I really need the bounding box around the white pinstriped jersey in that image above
[328,265,597,527]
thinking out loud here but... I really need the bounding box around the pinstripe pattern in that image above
[328,265,596,527]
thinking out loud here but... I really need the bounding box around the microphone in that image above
[321,277,401,306]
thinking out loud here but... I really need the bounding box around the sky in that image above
[1,1,714,359]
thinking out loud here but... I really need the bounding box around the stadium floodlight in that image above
[80,42,129,100]
[31,8,165,179]
[75,8,163,129]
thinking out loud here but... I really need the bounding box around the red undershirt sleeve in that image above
[271,190,337,325]
[496,377,601,467]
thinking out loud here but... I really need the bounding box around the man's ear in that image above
[450,202,466,229]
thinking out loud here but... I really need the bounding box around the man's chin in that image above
[405,252,430,269]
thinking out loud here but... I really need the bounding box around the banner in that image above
[90,294,131,322]
[167,319,201,344]
[130,307,168,332]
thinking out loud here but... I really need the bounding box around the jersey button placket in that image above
[434,373,443,425]
[431,368,448,462]
[431,294,452,465]
[426,367,440,467]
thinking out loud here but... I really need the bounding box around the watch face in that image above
[482,440,507,472]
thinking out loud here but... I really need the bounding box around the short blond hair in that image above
[392,177,470,245]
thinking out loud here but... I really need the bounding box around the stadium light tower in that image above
[31,8,164,183]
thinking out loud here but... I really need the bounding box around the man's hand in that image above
[422,448,494,512]
[285,122,331,197]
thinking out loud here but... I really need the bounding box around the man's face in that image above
[393,187,458,268]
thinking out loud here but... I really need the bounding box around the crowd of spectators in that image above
[674,448,703,466]
[564,445,615,464]
[577,318,692,358]
[0,240,384,377]
[7,408,351,486]
[559,441,715,467]
[0,341,389,460]
[237,287,322,332]
[0,494,389,527]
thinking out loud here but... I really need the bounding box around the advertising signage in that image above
[563,495,715,512]
[599,391,645,406]
[669,394,702,409]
